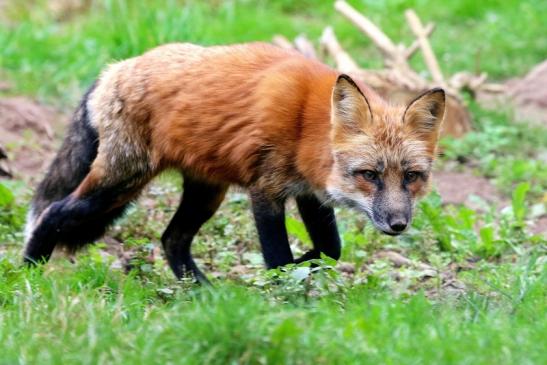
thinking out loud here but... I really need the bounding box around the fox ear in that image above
[403,88,445,150]
[331,74,373,136]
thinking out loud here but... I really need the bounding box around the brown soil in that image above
[530,216,547,237]
[48,0,93,22]
[0,97,64,179]
[507,60,547,126]
[478,60,547,127]
[433,171,507,208]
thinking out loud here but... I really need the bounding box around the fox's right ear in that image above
[331,74,373,136]
[403,88,446,153]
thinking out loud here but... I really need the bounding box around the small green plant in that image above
[285,216,312,245]
[0,182,14,206]
[0,182,26,245]
[255,254,346,302]
[412,184,535,259]
[511,182,530,228]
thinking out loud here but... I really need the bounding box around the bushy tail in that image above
[24,83,99,243]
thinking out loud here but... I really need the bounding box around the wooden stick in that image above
[272,35,294,51]
[404,22,435,59]
[294,34,317,59]
[320,27,401,90]
[334,0,398,57]
[320,26,360,72]
[478,83,506,94]
[405,9,445,86]
[469,73,488,89]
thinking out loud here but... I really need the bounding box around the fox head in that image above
[326,74,445,235]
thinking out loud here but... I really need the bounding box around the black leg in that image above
[24,181,142,265]
[294,194,341,263]
[161,177,227,283]
[250,189,294,269]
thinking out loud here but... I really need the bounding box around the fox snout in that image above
[371,189,412,236]
[375,211,411,235]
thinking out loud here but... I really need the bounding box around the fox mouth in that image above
[370,221,405,236]
[381,230,403,236]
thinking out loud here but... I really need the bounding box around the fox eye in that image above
[358,170,379,182]
[404,171,420,183]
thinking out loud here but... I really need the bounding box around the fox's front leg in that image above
[294,194,341,263]
[250,189,294,269]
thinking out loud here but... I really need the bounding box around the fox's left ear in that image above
[403,88,445,151]
[331,74,373,137]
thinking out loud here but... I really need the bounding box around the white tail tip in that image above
[24,208,36,244]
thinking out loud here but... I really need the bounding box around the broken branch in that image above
[405,22,435,59]
[405,9,445,87]
[334,1,398,58]
[272,35,294,51]
[294,34,317,59]
[320,26,360,73]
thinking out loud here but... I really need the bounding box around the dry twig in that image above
[405,9,445,87]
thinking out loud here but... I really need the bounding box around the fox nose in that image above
[389,218,408,232]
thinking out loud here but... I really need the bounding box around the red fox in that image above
[24,42,445,282]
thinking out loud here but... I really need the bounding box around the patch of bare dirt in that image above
[507,60,547,126]
[0,97,64,180]
[530,216,547,237]
[433,171,507,208]
[0,0,92,24]
[0,80,10,92]
[48,0,93,22]
[0,1,7,22]
[478,60,547,126]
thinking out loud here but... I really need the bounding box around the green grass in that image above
[1,172,545,363]
[0,0,546,364]
[0,255,545,365]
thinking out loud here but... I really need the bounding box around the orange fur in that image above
[86,42,444,209]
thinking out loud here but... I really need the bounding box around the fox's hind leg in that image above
[24,158,152,265]
[24,68,156,265]
[161,176,227,283]
[294,194,341,263]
